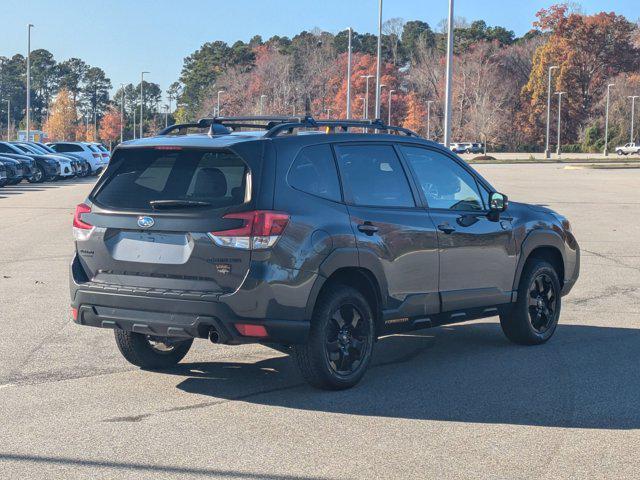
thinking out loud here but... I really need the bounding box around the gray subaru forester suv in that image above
[70,117,579,390]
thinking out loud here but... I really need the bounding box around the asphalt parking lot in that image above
[1,164,639,479]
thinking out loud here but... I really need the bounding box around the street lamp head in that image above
[608,83,615,88]
[549,65,559,71]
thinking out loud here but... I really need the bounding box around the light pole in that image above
[374,0,383,120]
[346,27,353,119]
[119,83,125,143]
[555,91,566,156]
[216,90,225,116]
[326,107,332,118]
[387,89,395,125]
[259,94,267,115]
[443,0,454,148]
[426,100,434,141]
[140,71,149,138]
[26,24,34,141]
[359,96,366,132]
[133,108,136,140]
[604,83,614,156]
[628,95,639,143]
[360,75,374,119]
[6,99,10,141]
[544,65,559,158]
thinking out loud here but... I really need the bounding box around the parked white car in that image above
[47,142,107,175]
[85,142,111,164]
[615,143,640,155]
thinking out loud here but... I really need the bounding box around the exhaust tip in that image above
[209,327,220,344]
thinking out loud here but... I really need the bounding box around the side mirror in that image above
[488,192,508,220]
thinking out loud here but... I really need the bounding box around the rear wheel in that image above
[500,259,561,345]
[292,284,375,390]
[114,330,193,369]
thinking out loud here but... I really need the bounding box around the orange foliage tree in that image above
[519,5,639,145]
[43,89,77,141]
[403,92,427,134]
[99,106,122,148]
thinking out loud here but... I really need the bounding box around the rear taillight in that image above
[208,210,290,250]
[73,203,94,241]
[92,153,100,158]
[101,153,109,157]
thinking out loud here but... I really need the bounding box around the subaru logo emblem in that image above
[137,216,155,228]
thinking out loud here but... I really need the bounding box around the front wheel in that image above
[292,285,375,390]
[114,330,193,369]
[500,259,561,345]
[28,166,45,183]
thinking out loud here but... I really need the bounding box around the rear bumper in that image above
[71,288,309,345]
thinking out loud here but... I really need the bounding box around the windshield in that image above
[93,148,250,211]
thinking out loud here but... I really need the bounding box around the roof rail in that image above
[157,115,419,138]
[264,118,419,138]
[157,118,230,136]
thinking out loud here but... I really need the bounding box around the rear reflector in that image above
[235,323,268,337]
[71,307,78,321]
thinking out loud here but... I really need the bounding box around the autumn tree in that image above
[403,92,427,134]
[43,89,77,141]
[99,106,122,148]
[520,4,640,146]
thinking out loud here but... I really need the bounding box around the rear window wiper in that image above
[149,199,212,209]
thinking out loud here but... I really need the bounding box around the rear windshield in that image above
[93,148,250,211]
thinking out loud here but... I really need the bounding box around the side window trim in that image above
[333,141,421,210]
[398,143,490,213]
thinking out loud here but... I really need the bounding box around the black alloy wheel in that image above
[325,303,371,377]
[527,273,557,334]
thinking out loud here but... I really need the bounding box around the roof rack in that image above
[157,115,419,138]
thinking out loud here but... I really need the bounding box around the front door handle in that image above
[437,224,456,234]
[357,222,379,235]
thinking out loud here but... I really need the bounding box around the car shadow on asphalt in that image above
[168,322,640,430]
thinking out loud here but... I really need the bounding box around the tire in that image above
[28,166,45,183]
[616,150,624,156]
[466,148,472,154]
[292,284,375,390]
[114,330,193,369]
[500,259,561,345]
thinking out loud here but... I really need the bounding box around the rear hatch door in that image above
[77,145,258,295]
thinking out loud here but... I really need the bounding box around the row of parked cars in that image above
[0,141,110,187]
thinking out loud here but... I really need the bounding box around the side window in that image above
[335,144,415,208]
[0,144,13,153]
[401,146,485,211]
[287,144,341,202]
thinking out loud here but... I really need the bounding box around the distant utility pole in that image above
[443,0,454,148]
[140,71,149,138]
[604,83,614,156]
[544,65,559,158]
[629,95,639,143]
[119,83,125,143]
[217,90,225,116]
[6,99,10,141]
[374,0,383,120]
[360,75,374,119]
[555,91,566,156]
[426,100,434,141]
[259,94,267,115]
[346,27,353,119]
[26,24,34,141]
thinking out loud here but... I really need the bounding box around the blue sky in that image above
[2,1,638,101]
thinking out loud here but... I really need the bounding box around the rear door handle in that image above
[437,224,456,234]
[357,223,379,235]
